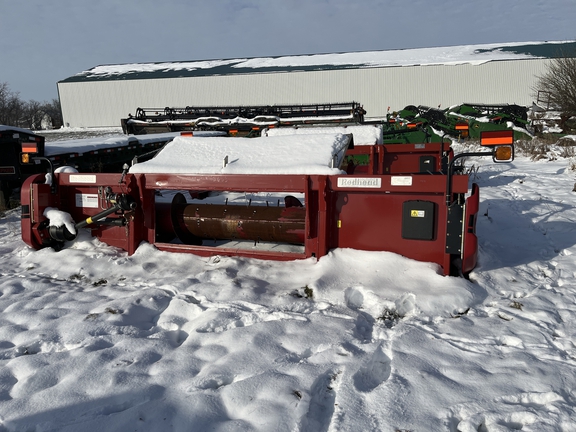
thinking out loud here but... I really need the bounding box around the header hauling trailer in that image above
[0,126,45,207]
[21,130,515,277]
[0,125,203,207]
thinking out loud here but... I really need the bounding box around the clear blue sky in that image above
[1,0,575,102]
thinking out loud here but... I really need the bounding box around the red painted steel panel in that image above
[462,183,480,274]
[22,163,476,275]
[329,190,449,270]
[20,174,50,250]
[346,143,451,175]
[155,243,308,261]
[135,173,310,192]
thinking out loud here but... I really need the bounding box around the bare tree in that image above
[41,99,64,129]
[21,100,43,129]
[533,48,576,132]
[0,82,24,126]
[0,82,63,129]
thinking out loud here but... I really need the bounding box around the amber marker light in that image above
[494,145,514,162]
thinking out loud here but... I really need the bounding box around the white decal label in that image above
[391,176,412,186]
[410,210,425,218]
[76,193,99,208]
[337,178,382,188]
[69,174,97,183]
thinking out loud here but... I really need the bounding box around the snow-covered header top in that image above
[263,125,382,146]
[43,131,221,157]
[128,134,351,175]
[65,40,575,82]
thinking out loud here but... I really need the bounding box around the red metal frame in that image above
[21,167,476,275]
[346,142,452,175]
[462,183,480,274]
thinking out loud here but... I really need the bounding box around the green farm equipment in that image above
[384,104,531,142]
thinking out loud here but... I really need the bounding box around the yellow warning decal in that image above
[411,210,425,218]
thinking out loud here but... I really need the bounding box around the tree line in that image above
[532,48,576,133]
[0,82,63,130]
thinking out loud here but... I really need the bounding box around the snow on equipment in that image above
[121,102,367,135]
[387,104,531,141]
[1,126,195,206]
[21,130,515,276]
[121,101,532,144]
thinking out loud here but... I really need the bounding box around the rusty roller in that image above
[167,193,306,245]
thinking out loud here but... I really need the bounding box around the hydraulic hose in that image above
[49,194,136,243]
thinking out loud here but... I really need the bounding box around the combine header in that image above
[121,102,367,135]
[121,101,532,144]
[384,104,531,142]
[21,130,515,276]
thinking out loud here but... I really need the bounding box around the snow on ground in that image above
[1,149,576,431]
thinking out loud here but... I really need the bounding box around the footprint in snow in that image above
[0,369,17,401]
[186,373,235,392]
[352,312,375,340]
[299,369,342,432]
[155,295,204,347]
[352,342,392,392]
[447,391,572,431]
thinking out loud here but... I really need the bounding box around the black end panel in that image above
[419,156,437,173]
[402,200,435,240]
[21,204,30,219]
[445,202,465,254]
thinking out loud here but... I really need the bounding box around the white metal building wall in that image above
[58,58,550,128]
